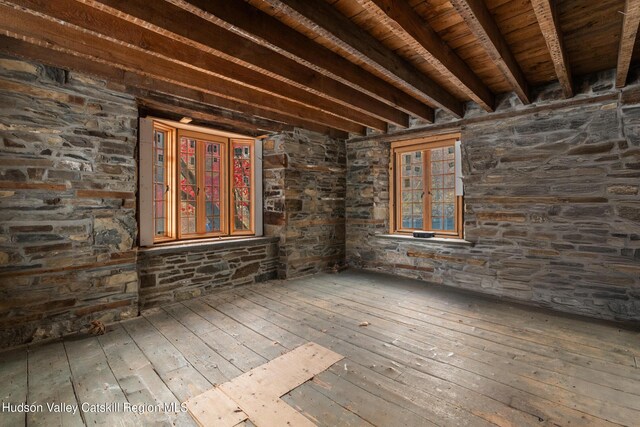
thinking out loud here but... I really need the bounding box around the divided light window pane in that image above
[150,121,255,243]
[232,141,252,232]
[392,136,462,238]
[429,146,456,231]
[205,142,221,233]
[399,150,423,229]
[153,129,167,237]
[180,137,197,235]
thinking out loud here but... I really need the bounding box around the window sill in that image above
[138,235,278,255]
[376,234,474,247]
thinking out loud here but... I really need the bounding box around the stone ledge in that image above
[376,234,474,248]
[138,236,279,256]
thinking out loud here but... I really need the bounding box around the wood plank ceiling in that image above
[0,0,636,137]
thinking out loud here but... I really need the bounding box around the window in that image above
[139,118,259,245]
[390,134,463,238]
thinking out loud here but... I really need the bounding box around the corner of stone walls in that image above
[263,128,347,279]
[346,70,640,323]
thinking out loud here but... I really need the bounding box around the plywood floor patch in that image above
[185,342,343,427]
[186,387,248,427]
[225,392,316,427]
[221,341,344,397]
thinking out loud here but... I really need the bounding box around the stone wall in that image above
[347,71,640,322]
[137,237,278,308]
[2,51,637,350]
[0,55,283,348]
[263,129,346,278]
[0,55,139,346]
[0,55,346,347]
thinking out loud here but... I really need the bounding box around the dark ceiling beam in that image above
[0,36,351,138]
[128,85,348,139]
[450,0,530,104]
[171,0,434,123]
[137,97,275,137]
[355,0,494,112]
[77,0,407,128]
[134,91,292,135]
[6,0,377,132]
[531,0,574,98]
[0,4,367,135]
[616,0,640,88]
[258,0,465,118]
[0,36,350,137]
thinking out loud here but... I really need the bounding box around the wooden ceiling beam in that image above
[128,83,349,139]
[137,96,276,137]
[616,0,640,88]
[259,0,465,118]
[531,0,574,98]
[139,101,266,137]
[450,0,530,104]
[172,0,434,123]
[0,36,349,138]
[0,3,367,135]
[134,91,290,135]
[355,0,494,112]
[77,0,407,128]
[6,0,378,131]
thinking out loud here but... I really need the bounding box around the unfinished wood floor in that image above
[1,270,639,427]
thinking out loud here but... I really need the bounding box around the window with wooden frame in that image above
[390,134,464,238]
[139,118,262,246]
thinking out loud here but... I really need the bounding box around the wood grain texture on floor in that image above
[186,342,342,427]
[1,270,639,427]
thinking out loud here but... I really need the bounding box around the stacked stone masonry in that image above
[263,129,346,278]
[0,55,140,347]
[347,70,640,322]
[0,56,284,348]
[137,238,278,308]
[1,53,639,348]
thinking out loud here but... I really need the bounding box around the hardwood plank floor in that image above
[1,270,638,427]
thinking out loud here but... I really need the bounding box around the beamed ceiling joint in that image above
[0,0,635,135]
[616,0,640,88]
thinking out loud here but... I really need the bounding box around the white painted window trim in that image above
[454,139,464,196]
[139,117,154,247]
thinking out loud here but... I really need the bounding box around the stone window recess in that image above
[390,133,464,238]
[139,117,263,246]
